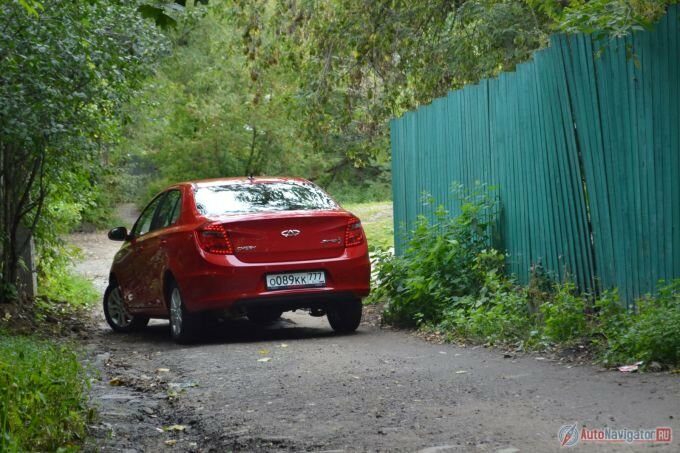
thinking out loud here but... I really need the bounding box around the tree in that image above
[0,0,164,302]
[117,4,323,202]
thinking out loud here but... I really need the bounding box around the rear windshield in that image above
[193,181,338,216]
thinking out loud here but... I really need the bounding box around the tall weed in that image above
[0,335,91,452]
[379,184,500,326]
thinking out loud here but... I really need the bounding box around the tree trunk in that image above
[0,142,45,303]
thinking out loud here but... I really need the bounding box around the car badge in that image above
[281,229,301,237]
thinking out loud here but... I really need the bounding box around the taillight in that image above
[345,218,364,247]
[195,223,233,255]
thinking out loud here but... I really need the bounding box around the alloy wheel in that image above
[108,287,132,328]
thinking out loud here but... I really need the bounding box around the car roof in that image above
[179,176,313,189]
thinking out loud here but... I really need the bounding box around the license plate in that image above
[266,271,326,290]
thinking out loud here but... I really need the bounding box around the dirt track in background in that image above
[72,209,680,452]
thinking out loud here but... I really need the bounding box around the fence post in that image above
[16,225,37,299]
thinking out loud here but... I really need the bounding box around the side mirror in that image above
[108,226,129,241]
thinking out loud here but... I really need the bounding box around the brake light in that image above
[345,218,364,247]
[196,224,233,255]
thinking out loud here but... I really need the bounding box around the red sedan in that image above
[103,177,371,343]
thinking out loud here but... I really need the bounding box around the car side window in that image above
[152,190,182,231]
[131,195,165,238]
[168,191,182,225]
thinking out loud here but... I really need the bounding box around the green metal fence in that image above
[390,6,680,302]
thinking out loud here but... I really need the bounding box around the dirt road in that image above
[72,223,679,452]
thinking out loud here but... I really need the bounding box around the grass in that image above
[0,333,92,452]
[40,271,99,308]
[39,245,100,308]
[343,201,394,250]
[0,244,99,451]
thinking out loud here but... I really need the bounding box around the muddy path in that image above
[72,209,679,452]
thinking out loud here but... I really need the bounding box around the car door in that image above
[142,189,183,312]
[116,194,166,311]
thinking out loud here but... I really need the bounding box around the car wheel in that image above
[103,283,149,332]
[247,309,283,325]
[327,298,362,333]
[168,281,201,344]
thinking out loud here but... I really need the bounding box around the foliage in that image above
[117,3,334,205]
[117,0,552,206]
[237,0,552,168]
[377,184,500,327]
[0,334,91,452]
[529,0,677,37]
[0,0,165,301]
[599,280,680,366]
[39,257,99,308]
[539,282,589,343]
[438,270,536,345]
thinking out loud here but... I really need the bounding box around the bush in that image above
[0,334,91,452]
[379,184,500,327]
[539,282,589,343]
[439,270,536,345]
[599,280,680,366]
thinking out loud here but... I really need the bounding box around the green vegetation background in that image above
[1,1,678,450]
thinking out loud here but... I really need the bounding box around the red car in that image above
[104,177,371,343]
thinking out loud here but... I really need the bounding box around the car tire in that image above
[103,283,149,333]
[168,281,201,344]
[247,309,283,325]
[327,298,362,333]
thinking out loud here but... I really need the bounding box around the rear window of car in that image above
[193,181,338,216]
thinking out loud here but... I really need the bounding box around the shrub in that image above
[440,269,536,345]
[0,335,91,452]
[380,184,500,327]
[539,282,589,344]
[600,280,680,366]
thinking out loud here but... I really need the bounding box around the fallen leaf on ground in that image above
[455,370,468,374]
[109,377,124,386]
[279,343,288,348]
[258,349,270,355]
[164,424,186,432]
[164,439,177,446]
[156,368,170,373]
[257,357,272,362]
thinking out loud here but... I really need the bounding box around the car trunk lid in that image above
[218,210,351,263]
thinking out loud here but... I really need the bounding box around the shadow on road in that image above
[97,315,364,348]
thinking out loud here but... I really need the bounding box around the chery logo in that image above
[281,229,300,237]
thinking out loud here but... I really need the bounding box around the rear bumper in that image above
[177,246,370,313]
